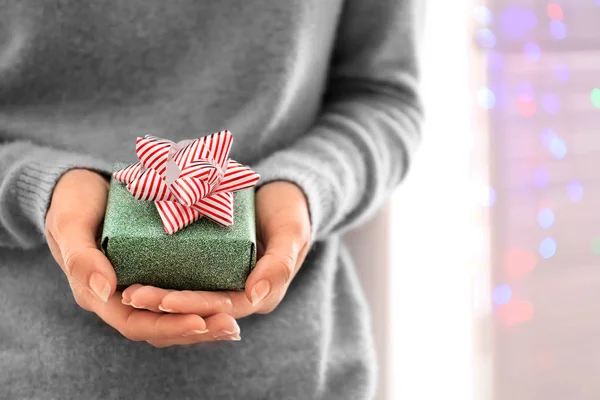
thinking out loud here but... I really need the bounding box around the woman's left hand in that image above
[121,181,312,346]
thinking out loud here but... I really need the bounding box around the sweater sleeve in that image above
[0,140,111,249]
[253,0,425,242]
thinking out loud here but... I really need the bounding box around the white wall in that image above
[389,0,476,398]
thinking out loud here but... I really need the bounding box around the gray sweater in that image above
[0,1,423,399]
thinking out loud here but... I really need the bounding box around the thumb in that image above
[54,221,117,305]
[45,170,117,306]
[244,225,306,313]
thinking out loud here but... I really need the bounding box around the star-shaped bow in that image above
[114,130,260,234]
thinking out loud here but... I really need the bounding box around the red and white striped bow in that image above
[113,130,260,234]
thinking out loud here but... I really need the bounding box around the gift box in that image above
[100,131,260,291]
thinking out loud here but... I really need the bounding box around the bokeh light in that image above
[541,93,560,114]
[476,28,496,48]
[591,88,600,108]
[504,249,537,278]
[533,167,550,187]
[537,207,555,229]
[477,87,496,109]
[475,183,497,207]
[541,128,558,148]
[516,82,535,99]
[539,237,557,259]
[500,8,537,38]
[524,42,542,61]
[486,51,503,71]
[547,3,563,21]
[567,180,583,202]
[554,64,570,82]
[592,236,600,255]
[472,5,493,25]
[549,20,568,40]
[548,137,567,159]
[519,302,535,322]
[541,130,567,160]
[517,97,537,116]
[493,284,513,306]
[499,300,535,326]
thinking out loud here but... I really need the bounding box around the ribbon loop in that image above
[113,131,260,234]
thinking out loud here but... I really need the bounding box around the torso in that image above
[0,0,341,164]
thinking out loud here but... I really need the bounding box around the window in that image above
[391,1,600,399]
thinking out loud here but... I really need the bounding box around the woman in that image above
[0,0,423,398]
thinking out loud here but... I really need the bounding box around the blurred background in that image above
[352,0,600,398]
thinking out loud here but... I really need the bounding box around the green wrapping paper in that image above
[101,164,257,291]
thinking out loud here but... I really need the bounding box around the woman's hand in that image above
[121,181,312,333]
[45,169,241,346]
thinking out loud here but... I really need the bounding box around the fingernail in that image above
[121,298,131,306]
[130,302,146,309]
[217,334,241,341]
[158,305,174,313]
[181,329,210,337]
[215,331,242,342]
[89,273,111,303]
[251,280,271,306]
[219,330,238,335]
[214,329,238,338]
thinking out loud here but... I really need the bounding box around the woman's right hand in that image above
[44,169,241,345]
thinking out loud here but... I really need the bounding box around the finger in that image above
[45,171,116,306]
[122,285,234,315]
[159,290,254,319]
[121,285,172,312]
[51,221,117,306]
[146,313,241,348]
[121,284,145,305]
[244,224,307,312]
[256,240,265,259]
[95,293,209,341]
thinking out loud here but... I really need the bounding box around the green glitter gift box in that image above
[101,132,260,291]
